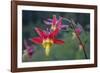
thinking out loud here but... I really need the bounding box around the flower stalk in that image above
[71,19,88,59]
[63,18,88,59]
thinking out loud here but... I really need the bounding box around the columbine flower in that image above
[23,40,35,59]
[44,15,68,31]
[32,27,64,56]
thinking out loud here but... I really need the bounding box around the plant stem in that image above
[63,18,88,59]
[71,19,88,59]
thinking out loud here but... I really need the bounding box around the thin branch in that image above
[71,19,88,59]
[63,18,88,59]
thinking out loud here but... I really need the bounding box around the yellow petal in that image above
[45,48,50,56]
[43,42,52,56]
[42,38,53,56]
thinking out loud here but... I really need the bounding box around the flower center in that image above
[42,38,53,56]
[42,38,53,49]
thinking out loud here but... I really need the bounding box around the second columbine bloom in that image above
[44,15,68,31]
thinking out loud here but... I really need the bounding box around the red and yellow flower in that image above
[32,27,64,56]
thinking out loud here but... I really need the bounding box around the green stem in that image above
[63,18,88,59]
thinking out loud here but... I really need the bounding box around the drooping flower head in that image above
[23,40,35,58]
[32,27,64,56]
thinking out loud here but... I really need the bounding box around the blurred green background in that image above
[22,10,90,62]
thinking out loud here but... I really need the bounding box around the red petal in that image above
[35,27,47,37]
[53,39,64,44]
[49,28,59,38]
[52,15,57,25]
[32,37,42,44]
